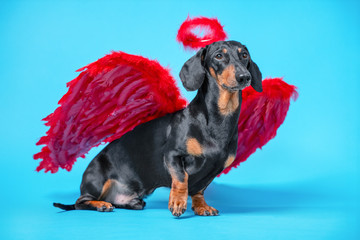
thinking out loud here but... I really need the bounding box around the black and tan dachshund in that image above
[54,40,262,217]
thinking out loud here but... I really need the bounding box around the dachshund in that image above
[53,40,262,217]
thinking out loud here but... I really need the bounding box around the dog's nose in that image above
[236,73,251,84]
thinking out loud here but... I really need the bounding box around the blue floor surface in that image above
[1,174,358,239]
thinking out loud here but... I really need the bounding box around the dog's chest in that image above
[186,123,233,156]
[185,134,232,173]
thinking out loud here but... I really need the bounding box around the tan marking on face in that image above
[210,65,237,88]
[217,64,236,87]
[216,65,239,115]
[222,48,228,53]
[208,65,239,115]
[186,138,203,156]
[209,67,216,79]
[238,48,242,53]
[224,155,235,168]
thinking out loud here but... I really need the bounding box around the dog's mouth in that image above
[221,82,250,92]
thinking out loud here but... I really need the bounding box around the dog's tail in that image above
[53,202,76,211]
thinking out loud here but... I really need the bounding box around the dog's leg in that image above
[54,179,115,212]
[75,192,115,212]
[165,154,188,217]
[169,172,188,217]
[113,198,146,210]
[100,179,146,210]
[74,178,115,212]
[191,191,219,216]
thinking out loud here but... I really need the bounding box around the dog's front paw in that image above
[192,205,219,216]
[168,195,187,217]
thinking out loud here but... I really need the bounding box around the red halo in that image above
[177,16,228,50]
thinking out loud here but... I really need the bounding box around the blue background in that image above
[0,0,359,239]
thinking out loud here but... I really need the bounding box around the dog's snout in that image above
[236,73,251,84]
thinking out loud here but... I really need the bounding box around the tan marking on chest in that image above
[218,89,239,115]
[224,155,235,168]
[186,138,203,156]
[218,64,236,87]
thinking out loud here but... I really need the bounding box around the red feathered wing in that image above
[220,78,298,175]
[34,52,296,174]
[34,51,187,173]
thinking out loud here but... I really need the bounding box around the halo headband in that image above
[177,16,228,50]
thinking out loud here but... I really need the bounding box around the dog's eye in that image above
[215,54,223,60]
[242,53,248,59]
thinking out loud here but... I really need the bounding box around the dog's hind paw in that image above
[128,198,146,210]
[85,201,114,212]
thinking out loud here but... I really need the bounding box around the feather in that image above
[34,51,187,173]
[219,78,298,175]
[177,16,228,50]
[34,51,296,175]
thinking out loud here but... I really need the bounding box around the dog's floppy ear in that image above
[179,48,206,91]
[243,45,262,92]
[248,59,263,92]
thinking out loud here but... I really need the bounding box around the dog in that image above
[53,40,262,217]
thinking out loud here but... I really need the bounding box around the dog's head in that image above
[179,41,262,93]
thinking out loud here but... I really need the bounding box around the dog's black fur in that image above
[54,41,262,217]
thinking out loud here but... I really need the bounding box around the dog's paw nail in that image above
[182,208,186,214]
[169,207,173,212]
[205,211,210,216]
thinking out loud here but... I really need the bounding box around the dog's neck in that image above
[188,74,242,134]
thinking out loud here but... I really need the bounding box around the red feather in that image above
[219,78,298,175]
[34,52,297,174]
[177,16,228,50]
[34,51,187,173]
